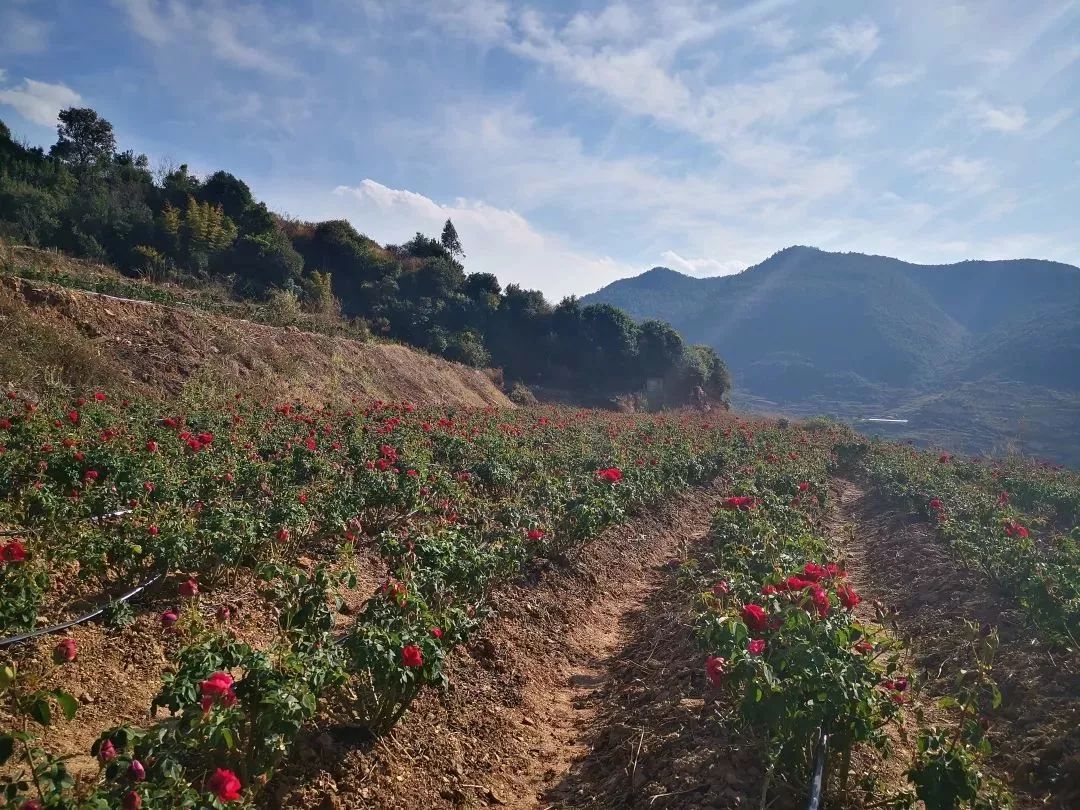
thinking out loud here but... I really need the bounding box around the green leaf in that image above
[55,690,78,721]
[220,727,235,750]
[29,696,51,726]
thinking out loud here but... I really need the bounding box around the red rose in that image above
[53,637,77,664]
[1003,521,1029,539]
[596,467,623,484]
[798,481,810,492]
[809,586,830,618]
[200,672,237,712]
[161,609,179,628]
[401,644,424,667]
[705,655,726,686]
[712,581,731,597]
[837,585,861,610]
[430,627,443,639]
[747,638,766,656]
[853,640,873,655]
[782,576,812,591]
[145,440,158,453]
[122,791,142,810]
[207,768,242,802]
[1,540,27,562]
[277,528,290,542]
[526,528,546,541]
[178,578,199,597]
[760,584,778,596]
[802,562,828,582]
[98,739,117,762]
[128,759,146,781]
[93,392,107,402]
[928,498,944,511]
[741,604,769,633]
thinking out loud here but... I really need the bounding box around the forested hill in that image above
[0,110,729,407]
[583,246,1080,462]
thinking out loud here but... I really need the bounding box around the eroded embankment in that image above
[0,275,511,408]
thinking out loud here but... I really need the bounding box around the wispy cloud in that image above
[0,7,50,54]
[112,0,302,77]
[972,101,1028,133]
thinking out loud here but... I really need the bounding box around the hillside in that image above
[583,246,1080,462]
[0,268,511,409]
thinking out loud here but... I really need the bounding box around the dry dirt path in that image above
[273,482,736,810]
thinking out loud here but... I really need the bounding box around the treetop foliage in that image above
[0,108,730,405]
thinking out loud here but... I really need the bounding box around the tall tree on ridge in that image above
[440,218,464,259]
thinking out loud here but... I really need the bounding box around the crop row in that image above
[688,424,1011,808]
[1,392,744,808]
[840,439,1080,641]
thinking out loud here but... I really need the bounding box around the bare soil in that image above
[268,481,745,809]
[0,275,511,408]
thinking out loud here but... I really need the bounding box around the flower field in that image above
[841,438,1080,640]
[0,391,1076,808]
[0,390,741,807]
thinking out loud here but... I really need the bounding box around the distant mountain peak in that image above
[638,265,688,279]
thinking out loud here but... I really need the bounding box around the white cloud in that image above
[659,250,744,277]
[432,0,512,45]
[111,0,170,44]
[1030,107,1073,138]
[824,20,879,63]
[0,77,81,128]
[833,107,876,138]
[972,101,1028,133]
[113,0,300,77]
[330,180,636,298]
[871,64,923,88]
[751,18,795,50]
[941,156,994,191]
[0,8,50,54]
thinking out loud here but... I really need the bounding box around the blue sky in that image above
[1,0,1078,298]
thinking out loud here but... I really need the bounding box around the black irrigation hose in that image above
[0,508,133,536]
[806,728,829,810]
[0,573,164,648]
[0,508,153,648]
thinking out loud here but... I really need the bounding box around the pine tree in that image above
[440,219,464,258]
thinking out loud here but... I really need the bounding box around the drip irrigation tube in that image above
[807,728,828,810]
[1,507,154,648]
[0,573,163,648]
[1,508,133,537]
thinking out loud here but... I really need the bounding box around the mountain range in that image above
[581,246,1080,463]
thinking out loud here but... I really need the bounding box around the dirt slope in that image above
[0,275,511,408]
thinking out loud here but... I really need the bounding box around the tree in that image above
[637,319,685,384]
[50,108,115,168]
[440,218,464,258]
[224,228,303,291]
[198,171,253,222]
